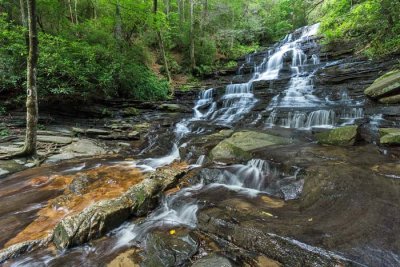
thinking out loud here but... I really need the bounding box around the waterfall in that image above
[265,110,278,128]
[216,159,276,193]
[212,82,258,125]
[282,111,308,128]
[305,110,336,128]
[193,88,216,120]
[340,108,364,119]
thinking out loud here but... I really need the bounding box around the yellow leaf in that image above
[169,229,176,235]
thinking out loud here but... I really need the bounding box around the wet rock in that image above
[68,175,90,195]
[0,168,9,176]
[86,129,111,136]
[98,132,140,141]
[280,179,304,200]
[379,128,400,145]
[72,127,86,134]
[107,249,140,267]
[159,103,190,113]
[0,239,49,264]
[315,126,359,146]
[107,249,141,267]
[122,107,140,116]
[0,160,26,178]
[191,254,233,267]
[194,168,224,184]
[37,135,73,145]
[198,213,356,267]
[37,130,73,137]
[47,139,106,163]
[143,229,198,267]
[52,166,186,250]
[210,131,290,162]
[364,70,400,103]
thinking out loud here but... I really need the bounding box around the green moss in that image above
[364,70,400,99]
[315,126,359,146]
[379,128,400,145]
[123,107,140,116]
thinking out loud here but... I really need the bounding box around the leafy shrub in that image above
[0,16,169,102]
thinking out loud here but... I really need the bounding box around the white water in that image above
[115,183,203,248]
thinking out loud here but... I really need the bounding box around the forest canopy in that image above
[0,0,399,105]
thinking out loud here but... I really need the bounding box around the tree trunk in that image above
[23,0,39,157]
[164,0,170,17]
[177,0,182,26]
[67,0,74,23]
[189,0,195,70]
[74,0,79,24]
[114,0,122,41]
[19,0,27,27]
[154,0,172,85]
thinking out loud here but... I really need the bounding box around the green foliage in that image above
[0,105,6,116]
[0,15,168,101]
[0,128,9,137]
[319,0,400,57]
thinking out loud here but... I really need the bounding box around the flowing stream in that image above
[2,24,399,267]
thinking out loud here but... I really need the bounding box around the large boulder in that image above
[379,128,400,145]
[209,131,290,162]
[52,166,186,249]
[315,126,359,146]
[364,70,400,104]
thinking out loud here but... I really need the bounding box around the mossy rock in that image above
[123,107,140,116]
[379,128,400,145]
[364,70,400,102]
[159,104,189,113]
[210,131,290,162]
[315,126,359,146]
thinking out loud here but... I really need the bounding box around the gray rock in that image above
[0,168,10,176]
[192,254,233,267]
[46,139,106,163]
[72,127,86,134]
[159,103,190,113]
[37,135,73,144]
[143,230,198,267]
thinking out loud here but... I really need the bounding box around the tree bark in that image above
[67,0,74,23]
[154,0,172,86]
[74,0,79,24]
[189,0,195,70]
[114,0,122,41]
[19,0,27,27]
[24,0,39,157]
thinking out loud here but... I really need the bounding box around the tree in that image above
[153,0,172,87]
[189,0,195,70]
[22,0,39,157]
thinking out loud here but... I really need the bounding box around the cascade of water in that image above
[340,108,364,119]
[212,82,258,125]
[305,110,336,128]
[282,111,308,128]
[216,159,277,193]
[193,88,216,120]
[312,54,320,65]
[115,183,203,248]
[265,110,278,127]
